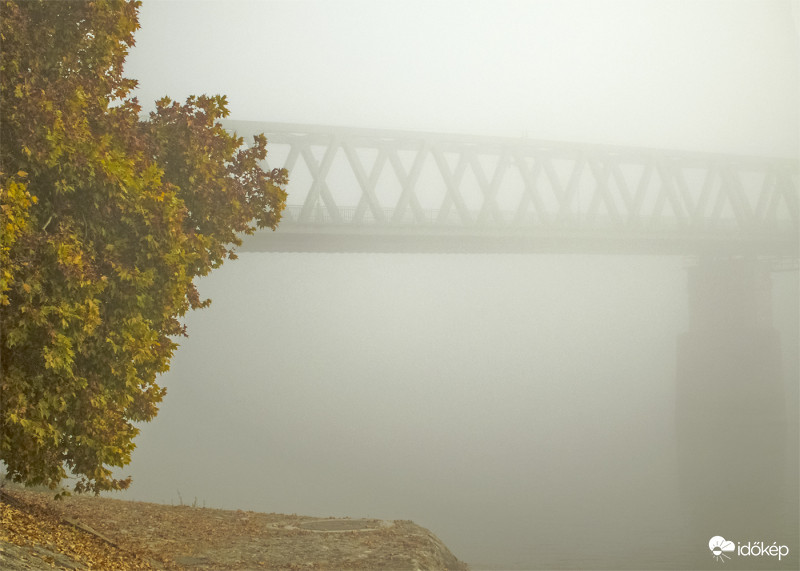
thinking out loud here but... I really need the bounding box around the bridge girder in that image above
[225,121,799,256]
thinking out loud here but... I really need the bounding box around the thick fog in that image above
[110,254,798,569]
[109,1,800,569]
[126,0,799,156]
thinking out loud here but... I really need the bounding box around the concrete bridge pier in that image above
[675,258,795,555]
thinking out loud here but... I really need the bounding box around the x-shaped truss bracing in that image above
[225,121,799,256]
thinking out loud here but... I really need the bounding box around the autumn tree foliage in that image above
[0,0,287,493]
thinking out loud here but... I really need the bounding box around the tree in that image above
[0,0,287,493]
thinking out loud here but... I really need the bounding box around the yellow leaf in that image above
[17,170,28,178]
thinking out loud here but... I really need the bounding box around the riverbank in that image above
[0,483,468,570]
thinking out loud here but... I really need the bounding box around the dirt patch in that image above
[1,484,468,570]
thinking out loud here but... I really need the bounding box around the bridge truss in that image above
[225,121,799,256]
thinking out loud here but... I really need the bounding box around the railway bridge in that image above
[225,120,798,257]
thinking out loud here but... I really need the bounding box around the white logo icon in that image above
[709,536,735,562]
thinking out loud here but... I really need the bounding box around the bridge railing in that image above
[224,121,799,254]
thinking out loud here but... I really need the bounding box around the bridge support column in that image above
[675,258,794,553]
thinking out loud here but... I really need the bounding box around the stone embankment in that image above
[1,484,468,570]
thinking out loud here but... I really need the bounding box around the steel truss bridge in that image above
[225,121,799,257]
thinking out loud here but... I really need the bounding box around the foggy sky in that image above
[126,0,799,157]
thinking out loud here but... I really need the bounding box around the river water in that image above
[111,253,798,570]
